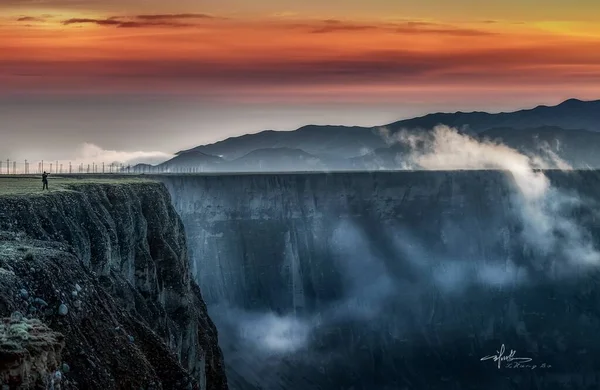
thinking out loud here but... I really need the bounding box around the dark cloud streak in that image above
[3,44,600,90]
[60,12,220,28]
[135,13,216,20]
[395,24,495,36]
[311,24,378,33]
[55,14,490,36]
[17,16,46,22]
[299,20,494,36]
[61,17,193,28]
[62,18,119,25]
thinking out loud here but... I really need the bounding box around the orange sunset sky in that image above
[1,0,600,160]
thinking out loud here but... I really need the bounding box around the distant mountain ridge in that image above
[158,150,224,170]
[158,98,600,171]
[225,147,325,172]
[385,98,600,134]
[178,125,384,161]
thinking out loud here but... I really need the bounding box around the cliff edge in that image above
[0,178,228,390]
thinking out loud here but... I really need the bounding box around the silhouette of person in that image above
[42,171,49,190]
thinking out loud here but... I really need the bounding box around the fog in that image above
[391,125,600,273]
[72,143,174,167]
[175,125,600,388]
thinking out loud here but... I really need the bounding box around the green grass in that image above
[0,175,155,196]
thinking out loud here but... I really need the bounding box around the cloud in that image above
[326,220,397,321]
[310,23,378,34]
[529,140,573,170]
[61,17,195,28]
[71,142,173,166]
[208,217,401,369]
[382,126,558,198]
[62,18,119,26]
[4,16,600,96]
[237,311,311,354]
[134,13,216,20]
[384,226,530,295]
[60,12,221,28]
[381,125,600,275]
[303,19,493,36]
[4,40,600,94]
[271,11,299,18]
[393,21,495,36]
[17,16,46,22]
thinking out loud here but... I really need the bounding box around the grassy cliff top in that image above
[0,175,155,196]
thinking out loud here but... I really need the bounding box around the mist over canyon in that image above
[156,126,600,389]
[3,106,600,389]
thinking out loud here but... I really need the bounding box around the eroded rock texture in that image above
[0,315,65,388]
[0,182,228,390]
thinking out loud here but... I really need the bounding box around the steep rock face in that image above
[162,172,520,308]
[0,315,65,388]
[161,171,600,390]
[0,182,228,390]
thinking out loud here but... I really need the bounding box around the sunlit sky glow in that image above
[1,0,599,159]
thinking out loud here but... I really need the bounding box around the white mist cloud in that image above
[387,227,529,294]
[71,143,173,167]
[531,140,572,171]
[383,125,599,274]
[211,304,311,356]
[359,147,373,156]
[327,220,396,321]
[383,125,571,199]
[212,219,400,361]
[240,312,311,354]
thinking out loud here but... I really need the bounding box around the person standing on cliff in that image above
[42,171,50,190]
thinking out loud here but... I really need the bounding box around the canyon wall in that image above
[0,181,228,390]
[162,171,600,390]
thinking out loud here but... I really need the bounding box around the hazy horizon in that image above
[2,0,600,162]
[1,95,596,164]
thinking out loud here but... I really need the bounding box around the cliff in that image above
[162,171,521,308]
[160,171,600,390]
[0,179,228,390]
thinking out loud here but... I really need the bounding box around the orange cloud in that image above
[1,14,600,99]
[61,17,195,27]
[59,13,222,28]
[135,13,218,20]
[17,16,47,22]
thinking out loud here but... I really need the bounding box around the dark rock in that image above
[0,182,228,390]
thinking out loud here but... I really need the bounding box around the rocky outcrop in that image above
[0,182,228,389]
[0,314,65,388]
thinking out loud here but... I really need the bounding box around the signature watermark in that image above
[480,344,552,370]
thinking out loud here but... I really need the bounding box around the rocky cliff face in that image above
[161,171,600,390]
[0,182,228,390]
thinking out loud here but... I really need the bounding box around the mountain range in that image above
[143,98,600,171]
